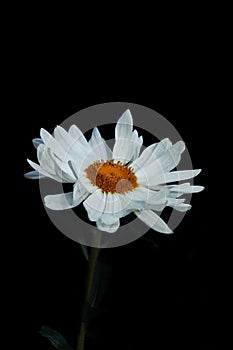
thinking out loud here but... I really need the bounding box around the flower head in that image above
[25,110,204,233]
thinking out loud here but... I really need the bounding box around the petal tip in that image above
[161,228,174,234]
[40,128,47,136]
[181,140,186,149]
[119,109,133,124]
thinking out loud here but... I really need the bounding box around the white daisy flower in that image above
[25,110,204,234]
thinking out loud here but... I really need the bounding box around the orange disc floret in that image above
[85,159,138,194]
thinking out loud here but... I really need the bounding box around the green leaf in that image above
[40,326,74,350]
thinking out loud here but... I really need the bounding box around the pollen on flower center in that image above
[85,159,138,194]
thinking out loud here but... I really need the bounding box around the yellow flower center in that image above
[85,159,138,194]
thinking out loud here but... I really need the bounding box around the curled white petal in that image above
[44,182,89,210]
[24,170,45,179]
[103,193,125,216]
[32,138,43,148]
[44,192,75,210]
[83,190,106,221]
[96,218,120,233]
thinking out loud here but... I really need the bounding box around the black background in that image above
[6,9,231,350]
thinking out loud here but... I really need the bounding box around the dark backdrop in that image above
[7,16,231,350]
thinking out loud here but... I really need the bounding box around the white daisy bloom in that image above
[25,110,204,234]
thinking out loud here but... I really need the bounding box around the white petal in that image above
[27,159,60,181]
[96,218,120,233]
[156,141,185,172]
[115,109,133,139]
[135,141,185,187]
[153,138,173,158]
[44,182,89,210]
[54,126,75,152]
[83,190,106,221]
[41,127,93,171]
[104,187,167,218]
[135,210,173,234]
[44,192,73,210]
[164,169,202,184]
[166,198,192,212]
[100,188,167,223]
[32,138,43,148]
[113,109,142,162]
[134,187,168,211]
[40,128,52,144]
[54,126,89,164]
[45,193,75,210]
[165,198,192,212]
[37,144,57,175]
[89,127,112,160]
[135,164,165,188]
[123,189,147,210]
[136,168,201,188]
[125,187,167,211]
[104,192,141,219]
[113,137,141,163]
[103,193,125,215]
[24,170,45,179]
[77,160,99,193]
[80,148,102,172]
[98,214,117,225]
[78,175,97,193]
[104,194,130,220]
[174,203,192,212]
[40,128,66,160]
[70,145,93,169]
[131,138,172,172]
[47,150,76,182]
[131,143,158,172]
[168,183,204,197]
[98,193,133,224]
[167,198,185,206]
[73,181,89,203]
[131,130,143,160]
[68,160,78,180]
[68,124,90,148]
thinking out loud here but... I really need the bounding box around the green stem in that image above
[76,247,101,350]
